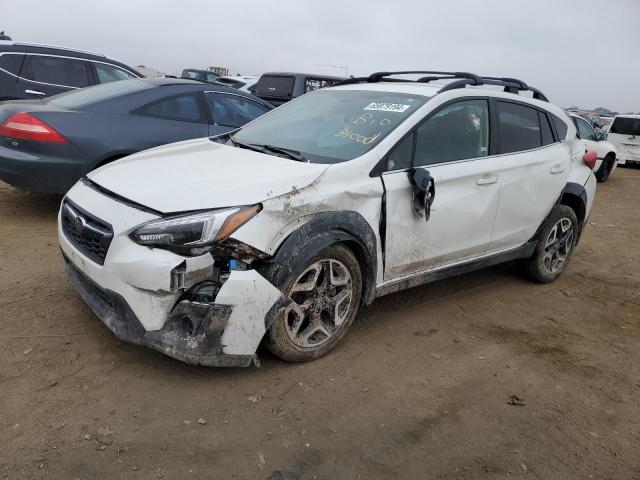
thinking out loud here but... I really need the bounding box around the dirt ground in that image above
[1,168,640,480]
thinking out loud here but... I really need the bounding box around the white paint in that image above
[605,115,640,165]
[217,270,284,355]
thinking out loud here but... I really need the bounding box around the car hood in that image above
[87,138,330,213]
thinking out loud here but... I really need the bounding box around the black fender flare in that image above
[257,211,378,305]
[557,181,588,243]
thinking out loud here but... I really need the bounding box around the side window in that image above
[95,63,137,84]
[551,115,568,140]
[206,93,270,128]
[0,53,24,75]
[575,117,596,141]
[539,111,555,146]
[22,55,90,88]
[497,101,541,153]
[139,94,205,123]
[385,133,414,171]
[414,99,489,166]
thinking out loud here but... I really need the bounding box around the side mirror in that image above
[407,168,436,221]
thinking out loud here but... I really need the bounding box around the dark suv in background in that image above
[249,72,344,106]
[0,41,141,100]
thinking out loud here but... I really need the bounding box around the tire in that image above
[520,205,578,284]
[265,244,362,362]
[595,154,614,182]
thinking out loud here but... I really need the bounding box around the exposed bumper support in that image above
[65,258,256,367]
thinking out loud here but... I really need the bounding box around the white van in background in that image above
[607,115,640,165]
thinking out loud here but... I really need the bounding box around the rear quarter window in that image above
[551,114,569,141]
[0,53,24,75]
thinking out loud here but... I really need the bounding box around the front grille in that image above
[61,199,113,265]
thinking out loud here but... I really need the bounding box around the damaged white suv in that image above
[58,71,597,367]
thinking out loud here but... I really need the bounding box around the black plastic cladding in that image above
[257,211,378,306]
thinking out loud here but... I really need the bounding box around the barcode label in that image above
[364,103,411,113]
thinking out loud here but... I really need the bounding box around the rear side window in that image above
[252,75,294,97]
[95,63,137,83]
[0,53,24,75]
[139,93,205,123]
[551,115,568,140]
[205,93,270,128]
[22,55,90,88]
[304,77,339,93]
[539,111,555,146]
[497,102,541,153]
[610,117,640,136]
[414,99,489,166]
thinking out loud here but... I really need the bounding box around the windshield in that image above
[232,89,428,163]
[48,79,153,108]
[610,117,640,136]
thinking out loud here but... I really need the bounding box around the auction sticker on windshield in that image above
[364,103,411,113]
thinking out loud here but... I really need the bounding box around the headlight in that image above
[129,205,261,254]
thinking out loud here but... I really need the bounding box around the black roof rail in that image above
[333,70,549,102]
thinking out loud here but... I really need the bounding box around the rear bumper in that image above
[64,257,256,367]
[0,142,90,193]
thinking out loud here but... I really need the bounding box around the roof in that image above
[0,40,105,58]
[332,81,443,97]
[260,72,345,81]
[143,77,205,87]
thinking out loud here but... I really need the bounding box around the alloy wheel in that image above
[543,218,574,274]
[284,259,353,348]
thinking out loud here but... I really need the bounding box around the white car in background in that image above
[58,71,597,367]
[606,115,640,166]
[570,113,618,182]
[215,75,260,93]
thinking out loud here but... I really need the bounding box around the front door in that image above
[382,99,501,280]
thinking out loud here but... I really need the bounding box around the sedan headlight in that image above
[129,205,261,255]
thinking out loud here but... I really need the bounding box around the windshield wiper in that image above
[229,139,307,162]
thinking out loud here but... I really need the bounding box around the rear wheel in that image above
[520,205,578,283]
[595,154,615,182]
[265,244,362,362]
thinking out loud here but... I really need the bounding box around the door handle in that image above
[549,164,566,174]
[24,89,46,96]
[476,175,498,186]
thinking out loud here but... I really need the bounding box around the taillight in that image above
[0,112,68,143]
[583,149,597,170]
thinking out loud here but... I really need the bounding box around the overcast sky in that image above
[2,0,639,112]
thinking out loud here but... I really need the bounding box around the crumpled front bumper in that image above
[65,257,258,367]
[59,180,287,367]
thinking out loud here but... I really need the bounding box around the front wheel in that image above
[520,205,578,283]
[265,244,362,362]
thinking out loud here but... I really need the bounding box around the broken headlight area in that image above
[129,204,261,256]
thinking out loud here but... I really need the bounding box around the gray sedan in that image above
[0,78,272,193]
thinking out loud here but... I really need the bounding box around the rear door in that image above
[16,54,92,99]
[382,98,501,279]
[203,92,271,136]
[486,101,570,253]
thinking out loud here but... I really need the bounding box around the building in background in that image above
[208,66,229,76]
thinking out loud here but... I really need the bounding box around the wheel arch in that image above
[256,211,378,305]
[557,182,588,243]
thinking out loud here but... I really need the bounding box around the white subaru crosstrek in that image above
[58,71,597,367]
